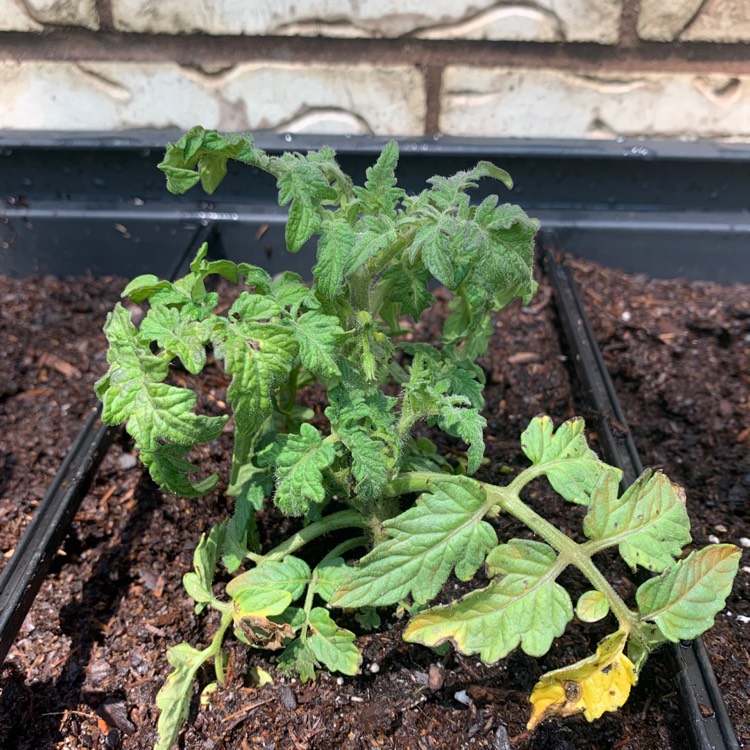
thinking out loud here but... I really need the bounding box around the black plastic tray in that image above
[1,133,746,749]
[2,132,749,282]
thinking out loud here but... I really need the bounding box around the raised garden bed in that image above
[0,135,747,750]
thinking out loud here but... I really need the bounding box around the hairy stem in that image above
[486,484,643,643]
[258,510,370,563]
[207,606,234,684]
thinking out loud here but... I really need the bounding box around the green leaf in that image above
[349,214,397,274]
[158,127,266,195]
[277,637,318,683]
[222,481,264,573]
[332,477,496,607]
[405,539,572,661]
[276,156,337,251]
[272,424,337,516]
[353,140,404,220]
[410,215,467,289]
[121,274,174,303]
[327,370,399,501]
[464,199,539,306]
[144,443,222,498]
[312,557,350,603]
[139,305,209,375]
[96,305,226,495]
[183,524,224,612]
[307,607,361,676]
[154,642,204,750]
[189,243,272,290]
[212,316,298,468]
[314,217,357,298]
[290,310,345,380]
[382,266,433,322]
[340,427,392,503]
[521,415,617,505]
[437,400,486,474]
[227,556,311,618]
[584,469,692,572]
[575,590,610,623]
[228,291,282,322]
[636,545,740,641]
[399,348,486,472]
[269,271,310,310]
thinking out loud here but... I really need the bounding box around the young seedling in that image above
[96,128,739,749]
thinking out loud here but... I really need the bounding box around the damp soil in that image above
[0,257,748,750]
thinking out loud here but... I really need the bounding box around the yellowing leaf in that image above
[575,590,609,623]
[636,544,740,641]
[248,666,274,686]
[527,631,637,730]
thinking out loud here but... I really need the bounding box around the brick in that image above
[440,67,750,140]
[0,61,425,135]
[638,0,750,42]
[112,0,622,43]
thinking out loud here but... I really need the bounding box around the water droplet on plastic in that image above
[432,133,442,141]
[284,133,293,142]
[615,136,625,144]
[623,145,651,158]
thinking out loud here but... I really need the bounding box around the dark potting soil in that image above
[0,257,747,750]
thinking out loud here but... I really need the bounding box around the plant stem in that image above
[206,606,234,684]
[348,268,371,312]
[258,510,369,563]
[485,484,643,643]
[382,471,438,498]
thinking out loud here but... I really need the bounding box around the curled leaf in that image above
[528,631,637,730]
[233,612,294,650]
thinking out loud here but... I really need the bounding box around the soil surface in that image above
[0,257,748,750]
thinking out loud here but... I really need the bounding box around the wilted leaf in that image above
[528,631,637,730]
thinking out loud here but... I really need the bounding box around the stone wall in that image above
[2,0,749,139]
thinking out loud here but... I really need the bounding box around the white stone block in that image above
[440,67,750,140]
[639,0,750,42]
[220,64,425,135]
[0,61,425,135]
[26,0,99,29]
[0,1,42,30]
[112,0,622,43]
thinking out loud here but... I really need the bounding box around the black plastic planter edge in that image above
[0,407,112,664]
[543,246,740,750]
[0,221,218,665]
